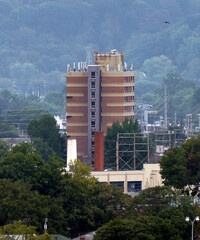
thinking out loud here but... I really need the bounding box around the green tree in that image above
[131,186,197,217]
[32,138,54,162]
[94,216,180,240]
[183,58,200,80]
[6,106,48,131]
[0,143,69,234]
[135,80,159,98]
[143,55,176,82]
[0,142,44,183]
[0,142,67,197]
[0,139,10,159]
[33,155,67,197]
[176,36,200,71]
[192,86,200,110]
[0,179,50,230]
[10,62,39,94]
[95,186,199,240]
[44,91,63,106]
[153,73,195,119]
[0,90,25,112]
[0,122,18,137]
[160,135,200,196]
[129,186,200,239]
[171,25,191,46]
[0,220,36,238]
[0,221,51,240]
[62,159,131,235]
[27,114,66,159]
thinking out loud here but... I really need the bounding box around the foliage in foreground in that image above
[0,142,131,236]
[0,221,51,240]
[94,216,178,240]
[27,114,66,160]
[160,135,200,196]
[94,186,200,240]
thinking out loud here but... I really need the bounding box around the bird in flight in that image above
[163,21,170,24]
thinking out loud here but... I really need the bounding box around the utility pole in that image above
[140,105,143,132]
[186,114,193,138]
[175,112,177,126]
[164,85,168,129]
[44,80,47,96]
[197,114,200,131]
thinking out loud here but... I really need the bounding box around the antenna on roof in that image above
[124,62,127,71]
[86,46,93,65]
[67,64,70,72]
[84,62,87,71]
[118,64,120,72]
[107,64,109,72]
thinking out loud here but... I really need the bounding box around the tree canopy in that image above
[27,114,66,160]
[160,135,200,196]
[0,221,51,240]
[95,186,200,240]
[0,143,131,236]
[0,0,200,109]
[94,216,182,240]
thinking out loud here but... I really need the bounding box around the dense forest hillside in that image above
[0,0,200,124]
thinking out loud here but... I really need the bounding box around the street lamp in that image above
[185,216,199,240]
[44,218,48,234]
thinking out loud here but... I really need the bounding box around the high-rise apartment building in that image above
[66,50,134,165]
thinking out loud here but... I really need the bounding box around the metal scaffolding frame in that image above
[155,129,187,160]
[116,133,150,171]
[173,129,186,147]
[155,130,172,148]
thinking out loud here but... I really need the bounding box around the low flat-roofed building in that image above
[91,163,162,197]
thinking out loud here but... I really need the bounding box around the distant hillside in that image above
[0,0,200,120]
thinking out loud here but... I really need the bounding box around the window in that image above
[91,101,95,108]
[91,72,95,78]
[91,131,95,137]
[124,106,134,112]
[124,96,134,102]
[91,151,95,157]
[91,111,95,118]
[128,181,142,193]
[91,121,95,128]
[91,91,95,98]
[124,96,129,102]
[91,141,95,147]
[124,87,134,93]
[91,81,95,89]
[110,182,124,191]
[124,77,129,83]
